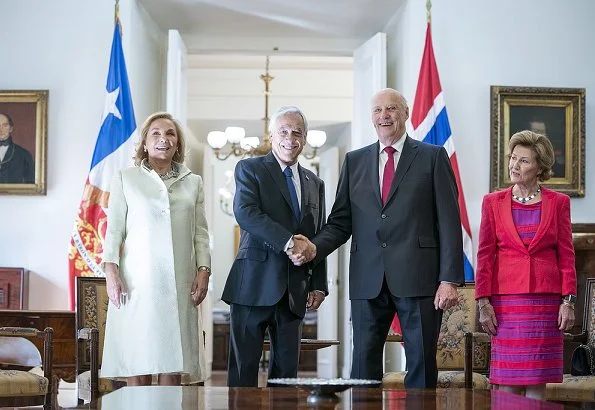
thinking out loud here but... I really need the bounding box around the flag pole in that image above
[115,0,122,36]
[426,0,432,23]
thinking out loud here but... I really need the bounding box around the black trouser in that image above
[350,279,442,388]
[227,291,302,387]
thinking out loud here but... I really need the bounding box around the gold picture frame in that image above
[0,90,48,195]
[490,86,585,197]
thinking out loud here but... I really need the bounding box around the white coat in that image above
[100,162,210,382]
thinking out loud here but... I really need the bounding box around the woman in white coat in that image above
[101,112,211,386]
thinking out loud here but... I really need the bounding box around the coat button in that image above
[168,188,173,193]
[382,243,387,248]
[381,214,387,219]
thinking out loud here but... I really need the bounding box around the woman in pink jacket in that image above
[476,130,576,400]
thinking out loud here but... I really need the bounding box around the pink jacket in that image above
[475,186,576,299]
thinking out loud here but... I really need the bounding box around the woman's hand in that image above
[478,299,498,336]
[558,303,575,331]
[105,262,127,308]
[191,269,210,306]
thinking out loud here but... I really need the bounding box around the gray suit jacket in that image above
[312,137,464,299]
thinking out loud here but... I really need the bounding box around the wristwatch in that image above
[563,294,577,304]
[198,266,211,275]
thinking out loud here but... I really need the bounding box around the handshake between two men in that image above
[286,234,324,311]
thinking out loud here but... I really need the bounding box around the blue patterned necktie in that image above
[283,166,301,222]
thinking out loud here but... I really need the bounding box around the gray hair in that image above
[268,105,308,135]
[370,88,408,110]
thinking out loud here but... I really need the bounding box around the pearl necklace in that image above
[512,186,541,204]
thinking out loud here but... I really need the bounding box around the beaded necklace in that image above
[146,161,179,180]
[512,186,541,204]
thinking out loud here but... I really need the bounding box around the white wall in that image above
[0,0,165,309]
[385,0,595,263]
[121,0,167,124]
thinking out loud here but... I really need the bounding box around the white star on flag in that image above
[102,87,122,123]
[68,20,138,310]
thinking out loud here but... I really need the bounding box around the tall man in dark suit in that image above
[0,113,34,184]
[222,106,328,387]
[289,88,464,388]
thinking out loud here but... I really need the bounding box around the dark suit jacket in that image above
[0,142,34,184]
[475,186,576,299]
[312,137,464,299]
[221,152,328,319]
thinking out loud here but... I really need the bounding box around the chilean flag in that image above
[391,23,474,335]
[67,20,137,310]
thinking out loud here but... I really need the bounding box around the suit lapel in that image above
[298,164,310,222]
[499,187,526,249]
[367,142,383,207]
[263,153,294,213]
[383,136,418,209]
[528,188,554,251]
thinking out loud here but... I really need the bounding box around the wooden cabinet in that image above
[572,224,595,327]
[212,322,318,371]
[212,323,230,371]
[563,223,595,373]
[0,267,29,309]
[0,310,76,382]
[299,322,318,371]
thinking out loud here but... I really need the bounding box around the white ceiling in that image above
[138,0,403,54]
[137,0,400,147]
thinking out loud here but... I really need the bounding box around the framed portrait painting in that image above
[0,90,48,195]
[490,86,585,197]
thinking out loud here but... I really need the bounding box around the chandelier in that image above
[206,56,327,161]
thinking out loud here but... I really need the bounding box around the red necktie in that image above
[382,146,396,204]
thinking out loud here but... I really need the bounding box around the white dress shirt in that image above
[0,145,8,162]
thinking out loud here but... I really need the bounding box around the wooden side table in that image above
[0,310,76,382]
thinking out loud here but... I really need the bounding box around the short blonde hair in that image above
[134,112,185,166]
[508,130,554,181]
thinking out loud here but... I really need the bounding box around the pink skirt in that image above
[489,294,563,385]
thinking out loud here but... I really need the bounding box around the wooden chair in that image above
[383,284,491,389]
[464,277,595,401]
[0,326,55,408]
[75,276,125,403]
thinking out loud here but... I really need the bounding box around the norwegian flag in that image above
[391,23,473,335]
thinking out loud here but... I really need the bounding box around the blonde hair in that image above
[508,130,554,181]
[134,112,186,166]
